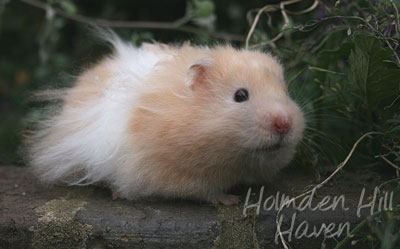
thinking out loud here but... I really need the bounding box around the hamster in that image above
[26,33,305,206]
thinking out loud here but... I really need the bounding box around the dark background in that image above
[0,0,399,174]
[0,1,399,247]
[0,0,265,164]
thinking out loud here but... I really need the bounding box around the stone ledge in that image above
[0,165,396,249]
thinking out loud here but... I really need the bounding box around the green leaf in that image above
[319,42,355,59]
[388,125,400,133]
[59,0,77,15]
[187,0,215,19]
[348,46,368,98]
[347,35,400,110]
[386,118,400,124]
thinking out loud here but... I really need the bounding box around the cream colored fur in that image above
[27,33,305,204]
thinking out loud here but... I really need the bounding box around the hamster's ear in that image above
[184,58,213,90]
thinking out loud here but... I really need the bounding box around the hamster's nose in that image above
[272,114,291,135]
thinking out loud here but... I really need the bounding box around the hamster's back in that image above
[28,39,169,185]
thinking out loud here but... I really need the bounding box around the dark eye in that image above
[234,88,249,102]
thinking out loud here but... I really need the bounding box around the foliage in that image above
[243,0,400,171]
[0,0,399,247]
[244,1,400,248]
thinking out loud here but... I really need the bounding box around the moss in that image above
[32,187,94,249]
[212,203,260,249]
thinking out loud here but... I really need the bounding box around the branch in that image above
[21,0,245,42]
[245,0,319,49]
[275,131,383,249]
[376,155,400,171]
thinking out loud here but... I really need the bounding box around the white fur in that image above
[29,37,167,185]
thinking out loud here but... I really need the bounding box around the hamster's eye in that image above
[234,88,249,102]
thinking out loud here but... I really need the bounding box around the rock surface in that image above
[0,165,397,248]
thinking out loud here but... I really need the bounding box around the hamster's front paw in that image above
[210,194,240,206]
[112,192,120,200]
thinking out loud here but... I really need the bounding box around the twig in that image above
[245,5,277,49]
[378,178,400,189]
[245,0,319,49]
[335,15,400,66]
[334,208,400,249]
[308,66,346,75]
[245,0,302,49]
[384,94,400,110]
[376,155,400,171]
[287,65,345,88]
[250,13,400,65]
[287,67,307,88]
[20,0,245,41]
[376,154,400,178]
[390,0,400,42]
[275,131,383,249]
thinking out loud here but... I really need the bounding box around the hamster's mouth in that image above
[254,143,281,152]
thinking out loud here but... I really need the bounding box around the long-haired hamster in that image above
[26,32,305,206]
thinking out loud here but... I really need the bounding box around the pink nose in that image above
[273,115,291,135]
